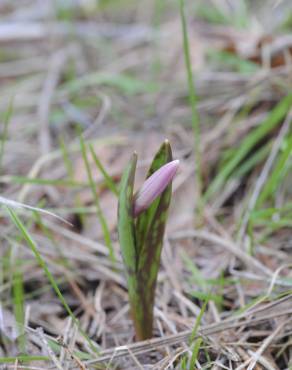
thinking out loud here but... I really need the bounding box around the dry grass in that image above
[0,0,292,369]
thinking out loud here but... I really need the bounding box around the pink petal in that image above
[133,159,179,217]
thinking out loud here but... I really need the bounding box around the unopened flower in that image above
[133,159,179,217]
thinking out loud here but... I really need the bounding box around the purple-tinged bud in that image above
[133,160,179,217]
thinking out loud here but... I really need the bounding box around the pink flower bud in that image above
[133,160,179,217]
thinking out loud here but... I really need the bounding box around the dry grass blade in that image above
[170,229,272,275]
[83,295,292,365]
[0,196,70,225]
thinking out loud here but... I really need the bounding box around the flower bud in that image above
[133,160,179,217]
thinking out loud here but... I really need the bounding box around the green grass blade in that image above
[0,356,49,364]
[0,175,87,187]
[184,298,208,369]
[205,93,292,201]
[256,133,292,208]
[59,136,75,179]
[89,144,119,196]
[189,297,208,343]
[33,211,71,269]
[60,72,157,96]
[182,251,208,291]
[59,136,87,226]
[12,256,26,352]
[179,0,202,214]
[79,135,116,264]
[189,337,203,369]
[232,141,271,179]
[7,207,98,355]
[207,50,259,74]
[0,100,13,171]
[189,290,222,305]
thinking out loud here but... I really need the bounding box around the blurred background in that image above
[0,0,291,223]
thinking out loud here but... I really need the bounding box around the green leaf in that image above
[118,153,150,340]
[118,153,137,274]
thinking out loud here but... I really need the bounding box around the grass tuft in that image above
[7,207,99,356]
